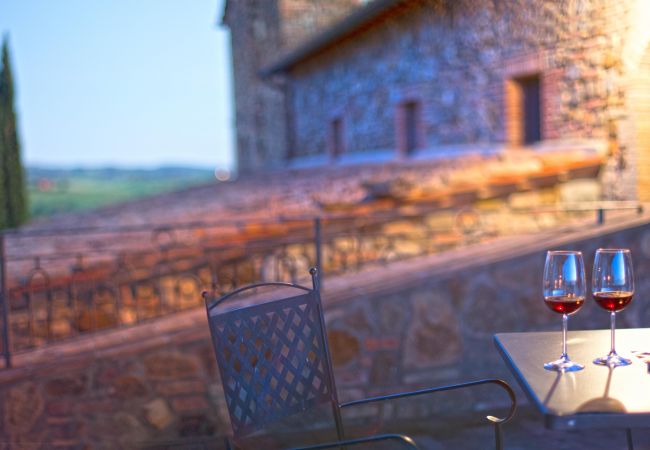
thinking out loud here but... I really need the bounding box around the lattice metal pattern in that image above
[209,291,334,439]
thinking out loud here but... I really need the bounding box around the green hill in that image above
[27,166,215,218]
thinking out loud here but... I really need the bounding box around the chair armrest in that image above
[339,378,517,424]
[288,433,419,449]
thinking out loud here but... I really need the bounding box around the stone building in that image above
[223,0,650,201]
[222,0,364,172]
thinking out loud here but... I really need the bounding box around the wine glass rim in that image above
[547,250,582,255]
[595,248,631,253]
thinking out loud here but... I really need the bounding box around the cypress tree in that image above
[0,36,28,228]
[0,90,5,230]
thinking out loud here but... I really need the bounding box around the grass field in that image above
[27,167,215,218]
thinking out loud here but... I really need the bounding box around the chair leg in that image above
[626,429,634,450]
[494,422,502,450]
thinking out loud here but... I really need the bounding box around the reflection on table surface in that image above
[495,329,650,419]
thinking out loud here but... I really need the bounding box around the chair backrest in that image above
[204,269,340,442]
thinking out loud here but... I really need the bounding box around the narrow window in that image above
[330,118,344,159]
[507,74,542,145]
[404,101,419,154]
[398,100,420,155]
[520,75,541,144]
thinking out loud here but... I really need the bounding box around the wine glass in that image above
[543,250,586,372]
[592,248,634,367]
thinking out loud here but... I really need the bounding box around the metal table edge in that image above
[493,333,550,417]
[494,331,650,430]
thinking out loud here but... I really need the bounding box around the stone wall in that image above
[223,0,287,173]
[329,219,650,388]
[288,1,627,159]
[225,0,650,198]
[223,0,364,173]
[2,214,650,448]
[0,314,223,449]
[279,0,363,50]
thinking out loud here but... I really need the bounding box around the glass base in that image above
[593,353,632,367]
[544,357,584,372]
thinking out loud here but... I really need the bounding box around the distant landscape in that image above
[26,166,216,218]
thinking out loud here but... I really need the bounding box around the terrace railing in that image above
[0,201,643,369]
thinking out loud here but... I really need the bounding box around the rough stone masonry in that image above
[225,0,650,201]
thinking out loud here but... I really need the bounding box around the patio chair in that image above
[203,268,516,450]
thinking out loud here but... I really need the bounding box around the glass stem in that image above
[562,313,568,360]
[610,312,617,355]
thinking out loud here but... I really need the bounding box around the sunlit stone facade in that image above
[225,0,650,200]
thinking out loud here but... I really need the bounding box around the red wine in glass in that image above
[542,250,586,372]
[592,248,634,367]
[593,291,633,312]
[544,295,585,315]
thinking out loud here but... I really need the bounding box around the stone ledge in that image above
[2,208,648,384]
[0,307,209,383]
[322,207,650,304]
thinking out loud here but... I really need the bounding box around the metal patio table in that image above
[494,328,650,447]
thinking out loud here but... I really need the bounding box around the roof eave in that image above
[220,0,231,28]
[260,0,406,77]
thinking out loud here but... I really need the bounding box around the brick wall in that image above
[3,213,650,447]
[630,47,650,200]
[625,1,650,201]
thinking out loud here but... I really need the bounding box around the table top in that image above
[494,328,650,430]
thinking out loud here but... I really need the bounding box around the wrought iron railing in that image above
[0,217,323,367]
[0,201,643,368]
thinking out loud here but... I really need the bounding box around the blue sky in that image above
[0,0,234,170]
